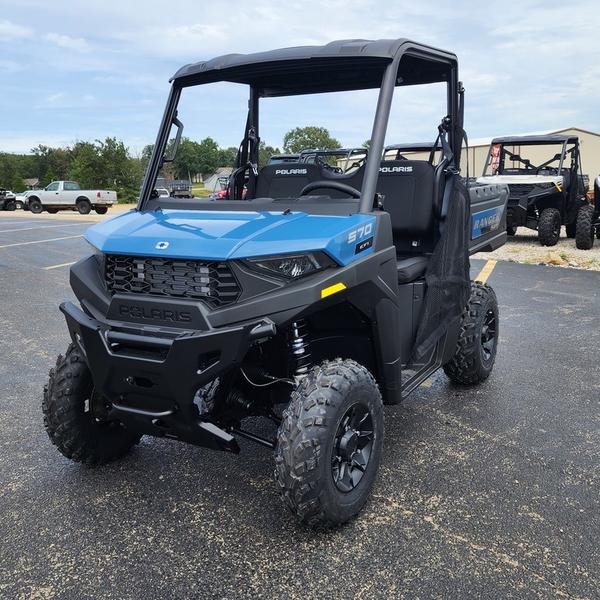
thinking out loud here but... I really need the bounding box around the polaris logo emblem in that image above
[155,241,169,250]
[274,168,308,175]
[118,304,192,323]
[379,166,413,174]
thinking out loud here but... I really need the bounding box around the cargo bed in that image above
[468,182,509,254]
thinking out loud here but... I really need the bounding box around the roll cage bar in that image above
[138,39,462,213]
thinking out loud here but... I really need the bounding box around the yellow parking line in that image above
[43,261,77,270]
[0,234,83,248]
[475,259,497,284]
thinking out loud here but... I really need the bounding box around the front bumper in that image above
[61,301,276,452]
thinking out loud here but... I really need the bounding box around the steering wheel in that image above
[299,180,361,198]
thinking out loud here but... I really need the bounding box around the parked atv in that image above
[477,135,588,246]
[384,142,441,162]
[299,148,368,173]
[43,38,508,528]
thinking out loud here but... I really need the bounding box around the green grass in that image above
[192,183,211,198]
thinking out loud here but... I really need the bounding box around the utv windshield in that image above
[483,140,572,176]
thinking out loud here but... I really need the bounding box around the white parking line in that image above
[0,219,47,226]
[0,234,84,249]
[43,261,77,270]
[0,223,88,233]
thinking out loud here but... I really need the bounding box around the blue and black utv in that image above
[43,39,508,528]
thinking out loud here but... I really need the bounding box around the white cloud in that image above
[0,133,74,154]
[0,59,22,73]
[36,92,96,109]
[0,0,599,152]
[45,92,66,104]
[0,19,33,40]
[45,32,90,52]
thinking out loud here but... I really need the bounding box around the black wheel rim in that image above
[331,403,374,493]
[481,308,497,360]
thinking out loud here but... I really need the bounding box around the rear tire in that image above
[77,199,92,215]
[443,282,499,385]
[274,358,384,529]
[575,205,595,250]
[4,200,16,211]
[29,199,43,214]
[43,344,140,465]
[538,208,561,246]
[506,225,517,236]
[95,206,108,215]
[565,223,576,238]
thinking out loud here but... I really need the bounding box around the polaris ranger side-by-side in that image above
[477,135,589,246]
[43,39,508,528]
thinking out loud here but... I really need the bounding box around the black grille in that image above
[105,255,241,307]
[509,184,535,197]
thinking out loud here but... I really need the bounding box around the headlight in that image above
[86,240,105,272]
[245,251,336,279]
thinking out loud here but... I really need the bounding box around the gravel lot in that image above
[474,227,600,271]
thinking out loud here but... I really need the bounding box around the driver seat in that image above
[376,160,436,284]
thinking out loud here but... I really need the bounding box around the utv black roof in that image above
[170,39,457,96]
[491,134,579,145]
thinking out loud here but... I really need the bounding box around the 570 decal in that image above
[347,222,375,255]
[347,223,373,244]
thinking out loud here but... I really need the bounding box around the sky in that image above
[0,0,599,155]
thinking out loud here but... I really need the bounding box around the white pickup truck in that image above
[25,181,117,215]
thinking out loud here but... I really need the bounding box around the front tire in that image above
[43,344,140,465]
[46,208,59,214]
[538,208,561,246]
[506,224,517,236]
[565,222,576,238]
[575,205,595,250]
[29,199,43,214]
[274,359,384,529]
[444,282,499,385]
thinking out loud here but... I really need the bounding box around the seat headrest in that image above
[377,160,435,237]
[255,163,321,198]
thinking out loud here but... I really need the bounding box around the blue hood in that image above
[85,209,376,266]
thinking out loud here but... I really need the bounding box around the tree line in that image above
[0,126,343,201]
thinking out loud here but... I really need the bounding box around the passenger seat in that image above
[375,160,436,283]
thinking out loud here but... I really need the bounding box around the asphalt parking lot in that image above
[1,212,599,599]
